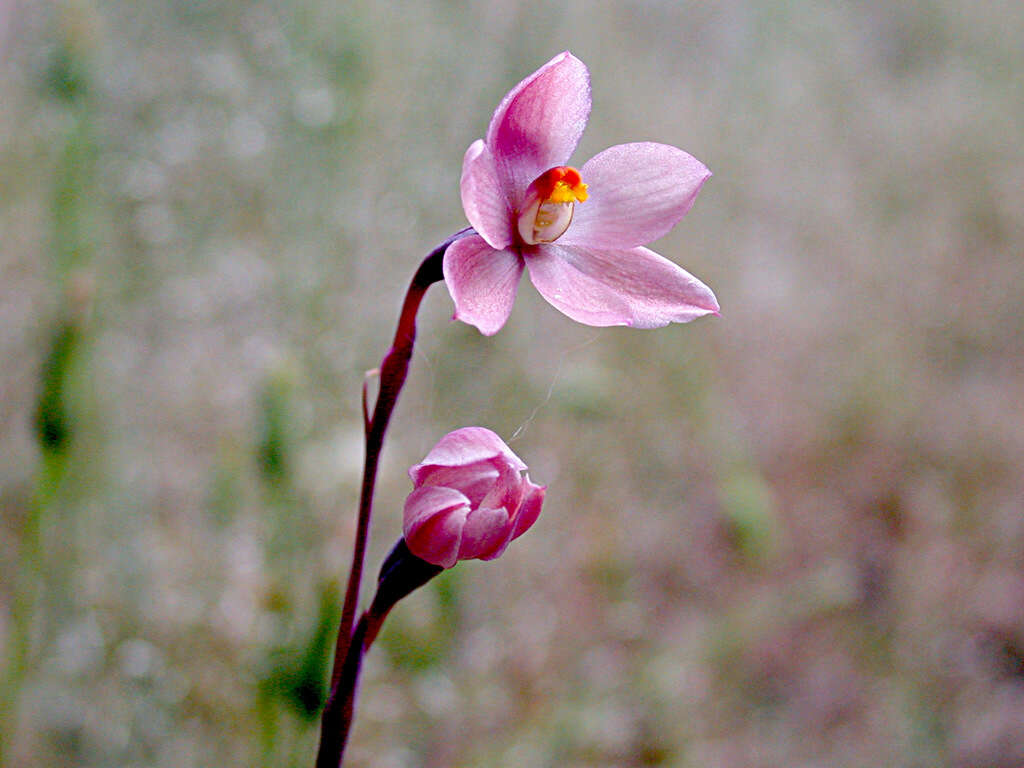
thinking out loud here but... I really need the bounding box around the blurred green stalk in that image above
[1,18,96,762]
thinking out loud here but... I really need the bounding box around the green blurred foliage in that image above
[34,321,81,456]
[257,369,296,489]
[259,580,339,722]
[44,40,89,103]
[718,468,778,565]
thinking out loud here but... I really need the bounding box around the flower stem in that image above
[311,608,395,767]
[317,540,443,767]
[315,228,470,768]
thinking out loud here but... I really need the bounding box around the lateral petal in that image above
[525,243,720,328]
[460,140,513,250]
[459,505,514,561]
[403,486,471,568]
[562,142,711,249]
[442,235,524,336]
[512,479,546,540]
[410,459,500,506]
[478,459,526,513]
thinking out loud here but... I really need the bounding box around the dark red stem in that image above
[315,228,471,768]
[313,605,387,767]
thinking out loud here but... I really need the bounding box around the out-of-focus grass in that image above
[2,1,1023,766]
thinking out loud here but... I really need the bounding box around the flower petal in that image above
[443,235,524,336]
[403,485,471,568]
[410,427,528,476]
[460,140,513,250]
[561,143,711,249]
[411,458,500,506]
[486,52,591,211]
[525,243,720,328]
[478,458,526,513]
[511,478,545,540]
[459,505,514,561]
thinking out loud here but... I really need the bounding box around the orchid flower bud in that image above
[403,427,546,568]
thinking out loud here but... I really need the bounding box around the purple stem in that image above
[315,228,471,768]
[313,605,387,768]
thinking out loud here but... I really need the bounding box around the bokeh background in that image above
[2,1,1023,766]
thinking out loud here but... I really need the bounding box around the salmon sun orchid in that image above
[403,427,545,568]
[443,51,720,336]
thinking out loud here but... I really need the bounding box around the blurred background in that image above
[2,0,1022,766]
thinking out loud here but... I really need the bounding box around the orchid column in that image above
[315,51,718,767]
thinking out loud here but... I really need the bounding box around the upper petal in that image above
[486,52,591,211]
[561,143,711,249]
[410,427,528,476]
[443,235,524,336]
[460,139,513,250]
[525,243,720,328]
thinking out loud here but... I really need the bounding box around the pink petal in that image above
[459,505,514,561]
[411,427,528,475]
[511,479,545,540]
[443,235,524,336]
[478,459,526,513]
[525,243,720,328]
[460,140,513,250]
[561,143,711,249]
[411,458,500,506]
[486,52,591,211]
[403,485,471,568]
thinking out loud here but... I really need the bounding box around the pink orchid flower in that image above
[403,427,545,568]
[443,51,720,336]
